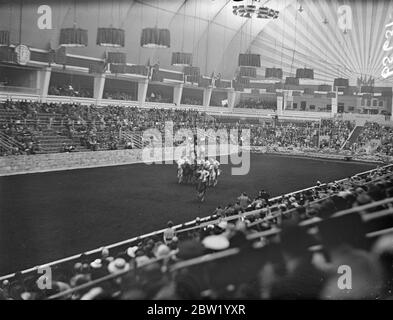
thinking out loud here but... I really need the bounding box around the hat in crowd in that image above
[90,259,102,269]
[156,244,171,259]
[70,274,90,287]
[372,234,393,256]
[81,287,104,300]
[73,262,83,273]
[356,193,372,205]
[355,187,366,194]
[135,255,151,268]
[101,247,109,258]
[218,220,228,230]
[127,246,139,258]
[202,235,230,251]
[107,258,130,274]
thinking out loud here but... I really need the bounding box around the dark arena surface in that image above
[0,153,375,276]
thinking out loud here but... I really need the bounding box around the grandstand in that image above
[1,0,393,301]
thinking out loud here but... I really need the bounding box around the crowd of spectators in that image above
[1,100,392,159]
[48,85,93,98]
[250,119,354,150]
[181,97,203,106]
[146,91,172,103]
[236,98,277,110]
[1,165,392,300]
[103,90,136,101]
[353,122,393,156]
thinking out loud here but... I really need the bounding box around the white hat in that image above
[202,235,230,251]
[81,287,104,300]
[135,256,151,268]
[107,258,130,274]
[126,246,139,258]
[156,244,171,259]
[90,259,102,269]
[218,221,228,229]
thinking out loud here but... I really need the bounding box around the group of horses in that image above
[177,160,220,202]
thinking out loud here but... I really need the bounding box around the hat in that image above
[90,259,102,269]
[356,193,372,205]
[135,255,151,268]
[81,287,104,300]
[101,247,109,258]
[126,246,139,258]
[218,221,228,229]
[73,262,82,272]
[156,244,171,259]
[70,274,90,287]
[107,258,130,274]
[202,235,230,251]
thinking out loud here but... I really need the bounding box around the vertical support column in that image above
[331,88,338,117]
[227,89,239,111]
[173,83,183,106]
[36,67,52,102]
[138,78,149,107]
[277,95,283,116]
[203,87,212,108]
[93,74,106,105]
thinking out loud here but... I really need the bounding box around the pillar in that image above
[36,67,51,102]
[331,90,338,116]
[203,87,212,108]
[93,74,106,102]
[173,83,183,106]
[138,79,149,107]
[227,89,239,111]
[277,95,283,116]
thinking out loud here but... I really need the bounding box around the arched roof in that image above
[0,0,392,86]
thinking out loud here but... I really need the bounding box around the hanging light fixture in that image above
[239,66,257,78]
[265,67,283,79]
[140,27,170,48]
[172,52,192,66]
[171,2,192,66]
[59,1,88,47]
[59,28,88,47]
[96,1,125,47]
[140,0,170,49]
[97,28,125,47]
[0,30,10,47]
[238,53,261,67]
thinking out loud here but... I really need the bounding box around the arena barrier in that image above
[0,144,240,176]
[1,164,390,281]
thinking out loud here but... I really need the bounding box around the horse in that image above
[196,169,209,202]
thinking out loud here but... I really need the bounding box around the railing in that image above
[0,130,24,151]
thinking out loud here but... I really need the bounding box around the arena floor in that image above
[0,153,375,276]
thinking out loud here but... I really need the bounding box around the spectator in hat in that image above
[163,221,176,245]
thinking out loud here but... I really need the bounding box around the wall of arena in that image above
[0,144,240,176]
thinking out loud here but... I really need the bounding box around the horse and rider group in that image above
[176,156,221,202]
